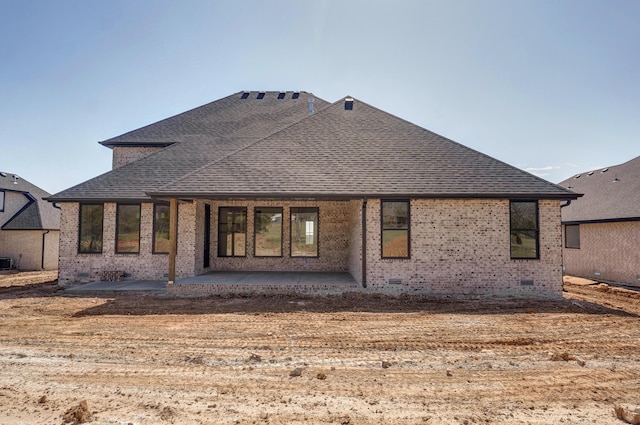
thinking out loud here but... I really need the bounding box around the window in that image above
[381,200,410,258]
[0,190,4,211]
[78,204,103,253]
[116,204,141,254]
[565,224,580,249]
[510,200,539,259]
[290,207,318,257]
[254,207,282,257]
[218,207,246,257]
[153,204,170,253]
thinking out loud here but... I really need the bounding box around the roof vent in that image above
[574,174,581,179]
[344,97,354,110]
[308,97,314,115]
[601,168,609,173]
[587,171,594,176]
[257,92,265,99]
[12,175,19,184]
[292,92,300,99]
[277,92,285,100]
[240,92,250,99]
[0,172,6,177]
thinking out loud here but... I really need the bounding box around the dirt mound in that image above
[62,400,92,424]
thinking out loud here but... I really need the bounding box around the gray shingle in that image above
[49,92,578,202]
[1,172,60,230]
[558,156,640,223]
[152,97,577,199]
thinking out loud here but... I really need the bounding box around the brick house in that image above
[559,156,640,287]
[47,91,578,296]
[0,172,60,270]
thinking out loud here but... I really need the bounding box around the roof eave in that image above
[145,191,582,201]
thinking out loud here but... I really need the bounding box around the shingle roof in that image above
[0,172,60,230]
[151,97,577,199]
[558,155,640,223]
[99,91,324,147]
[48,91,578,202]
[49,91,328,201]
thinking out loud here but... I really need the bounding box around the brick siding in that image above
[563,221,640,286]
[59,198,564,297]
[112,147,163,169]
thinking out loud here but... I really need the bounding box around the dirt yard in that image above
[0,271,639,425]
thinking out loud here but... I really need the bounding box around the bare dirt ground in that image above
[0,271,639,425]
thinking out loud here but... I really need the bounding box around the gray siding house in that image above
[47,91,578,296]
[559,156,640,287]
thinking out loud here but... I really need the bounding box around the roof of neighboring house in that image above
[558,155,640,223]
[48,91,578,202]
[0,172,60,230]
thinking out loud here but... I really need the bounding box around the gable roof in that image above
[48,91,578,202]
[0,172,60,230]
[558,155,640,223]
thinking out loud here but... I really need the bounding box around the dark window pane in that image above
[381,201,410,258]
[153,204,170,253]
[382,229,408,258]
[79,204,103,253]
[291,208,318,257]
[510,201,538,259]
[218,207,246,257]
[116,204,140,253]
[382,202,408,229]
[565,224,580,249]
[255,207,282,257]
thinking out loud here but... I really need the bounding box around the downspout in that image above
[361,198,367,288]
[559,200,571,276]
[41,230,50,269]
[168,198,178,284]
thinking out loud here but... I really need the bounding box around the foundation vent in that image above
[520,279,534,286]
[388,278,402,285]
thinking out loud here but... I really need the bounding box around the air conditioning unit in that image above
[0,257,14,270]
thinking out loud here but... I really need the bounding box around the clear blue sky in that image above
[1,0,638,194]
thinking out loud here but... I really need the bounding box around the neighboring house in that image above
[559,156,640,287]
[47,91,578,296]
[0,172,60,270]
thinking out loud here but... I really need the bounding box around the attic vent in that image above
[344,97,354,110]
[241,92,250,99]
[292,92,300,99]
[257,92,265,99]
[277,92,285,99]
[601,168,609,173]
